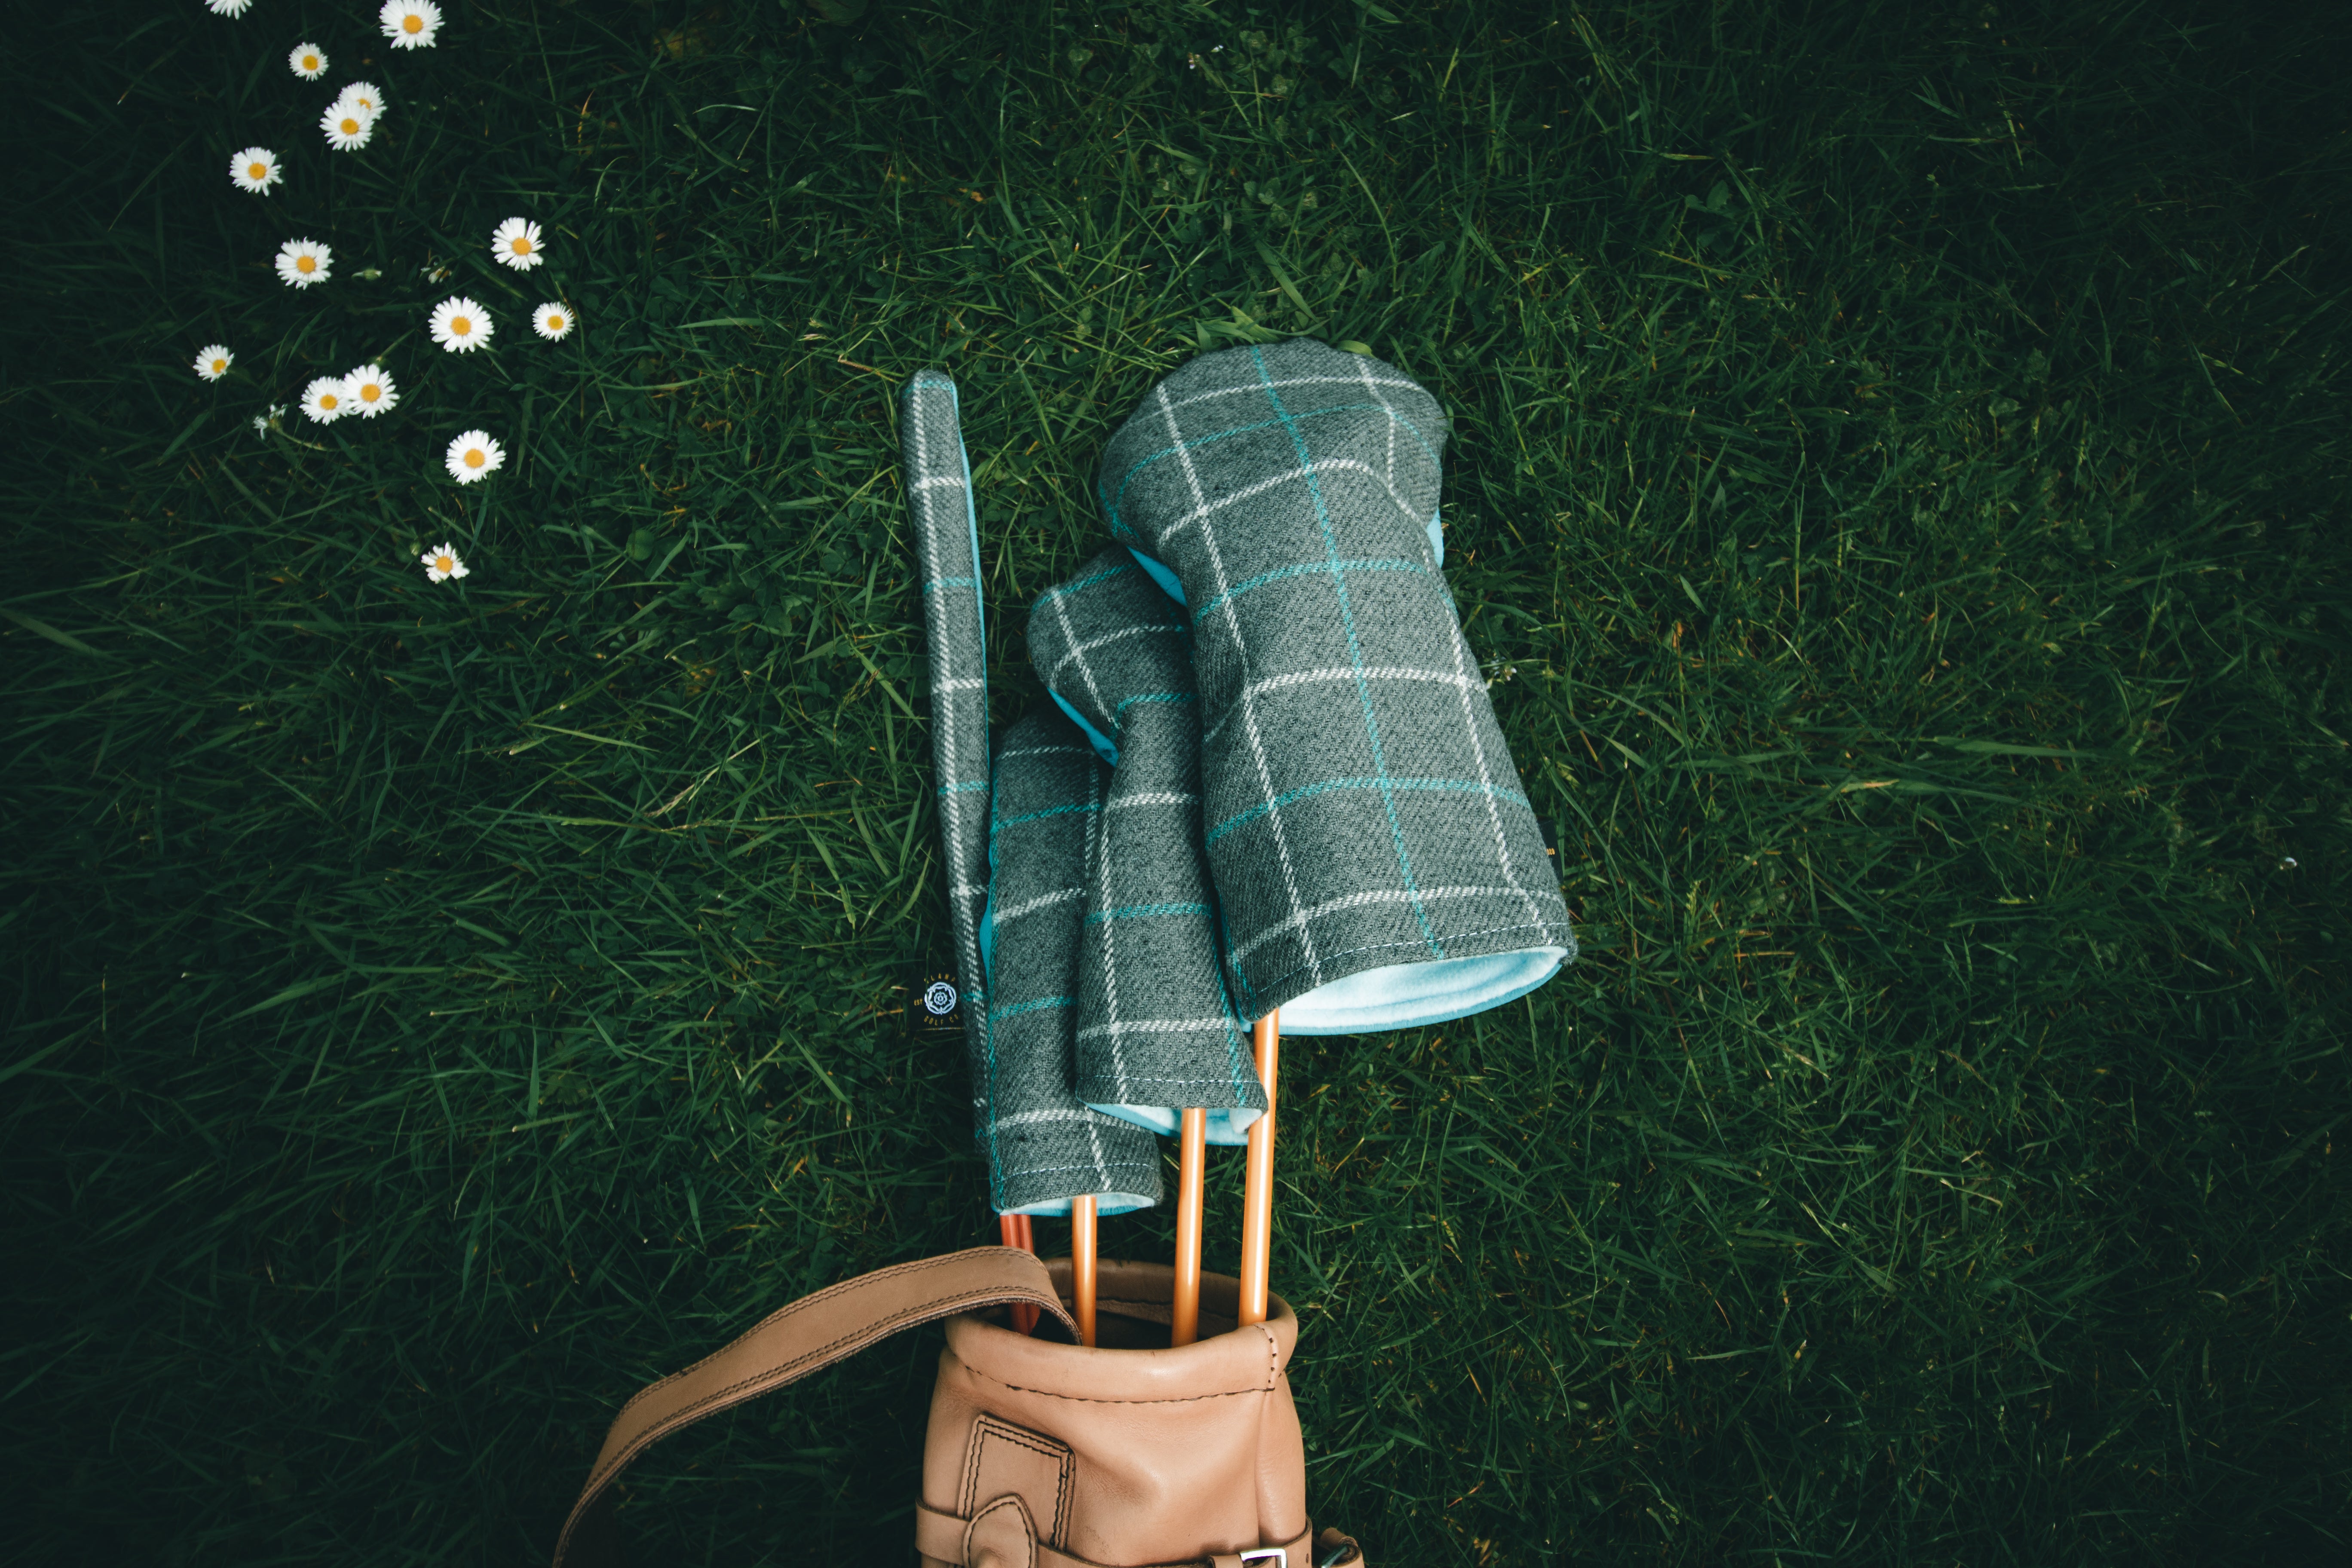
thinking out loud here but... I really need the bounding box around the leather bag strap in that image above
[554,1246,1078,1568]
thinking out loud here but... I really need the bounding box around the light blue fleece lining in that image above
[1277,947,1569,1035]
[1087,1103,1262,1144]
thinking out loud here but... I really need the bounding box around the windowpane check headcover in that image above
[1097,340,1575,1025]
[903,371,1160,1217]
[1028,550,1268,1146]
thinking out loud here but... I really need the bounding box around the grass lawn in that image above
[3,0,2348,1562]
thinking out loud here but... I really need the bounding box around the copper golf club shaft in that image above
[1070,1194,1098,1347]
[1237,1010,1280,1327]
[998,1213,1039,1335]
[1169,1107,1209,1346]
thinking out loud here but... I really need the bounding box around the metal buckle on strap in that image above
[1239,1552,1286,1568]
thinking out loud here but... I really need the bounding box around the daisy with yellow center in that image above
[428,296,492,353]
[338,81,386,118]
[444,430,505,485]
[275,239,334,289]
[193,345,234,383]
[489,217,545,271]
[379,0,443,49]
[229,146,282,195]
[301,376,349,424]
[530,302,576,341]
[321,99,377,152]
[421,542,470,583]
[288,43,329,80]
[343,364,398,418]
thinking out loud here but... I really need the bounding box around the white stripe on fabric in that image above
[1047,577,1113,734]
[1047,622,1168,691]
[1081,759,1136,1097]
[992,887,1085,927]
[1153,456,1429,548]
[987,1106,1125,1133]
[1105,790,1197,810]
[1204,666,1485,746]
[1228,884,1545,966]
[1076,1018,1240,1039]
[1158,380,1323,995]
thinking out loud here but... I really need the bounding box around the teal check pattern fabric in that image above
[906,345,1573,1213]
[1027,548,1267,1146]
[1097,340,1574,1024]
[979,710,1163,1214]
[902,371,1160,1217]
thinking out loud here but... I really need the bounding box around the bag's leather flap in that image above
[554,1247,1076,1567]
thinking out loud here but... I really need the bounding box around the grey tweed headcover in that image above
[1027,549,1268,1146]
[901,371,1160,1216]
[1096,340,1575,1028]
[980,710,1163,1213]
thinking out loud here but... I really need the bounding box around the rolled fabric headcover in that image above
[1096,340,1575,1033]
[901,370,1160,1215]
[979,709,1164,1215]
[1027,548,1268,1146]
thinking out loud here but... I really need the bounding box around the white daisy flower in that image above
[337,81,386,119]
[343,363,398,418]
[228,146,282,195]
[427,296,491,352]
[530,301,575,340]
[205,0,253,16]
[380,0,443,49]
[301,376,350,424]
[489,217,545,271]
[275,238,333,289]
[193,345,234,383]
[288,43,329,80]
[421,542,470,582]
[321,100,376,152]
[444,430,505,484]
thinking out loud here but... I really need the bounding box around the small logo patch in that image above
[902,966,964,1036]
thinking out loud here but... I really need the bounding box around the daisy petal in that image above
[427,296,492,353]
[193,345,234,383]
[379,0,443,49]
[301,376,349,424]
[443,430,505,484]
[490,217,546,271]
[343,363,399,418]
[322,100,376,152]
[275,239,334,289]
[229,146,282,195]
